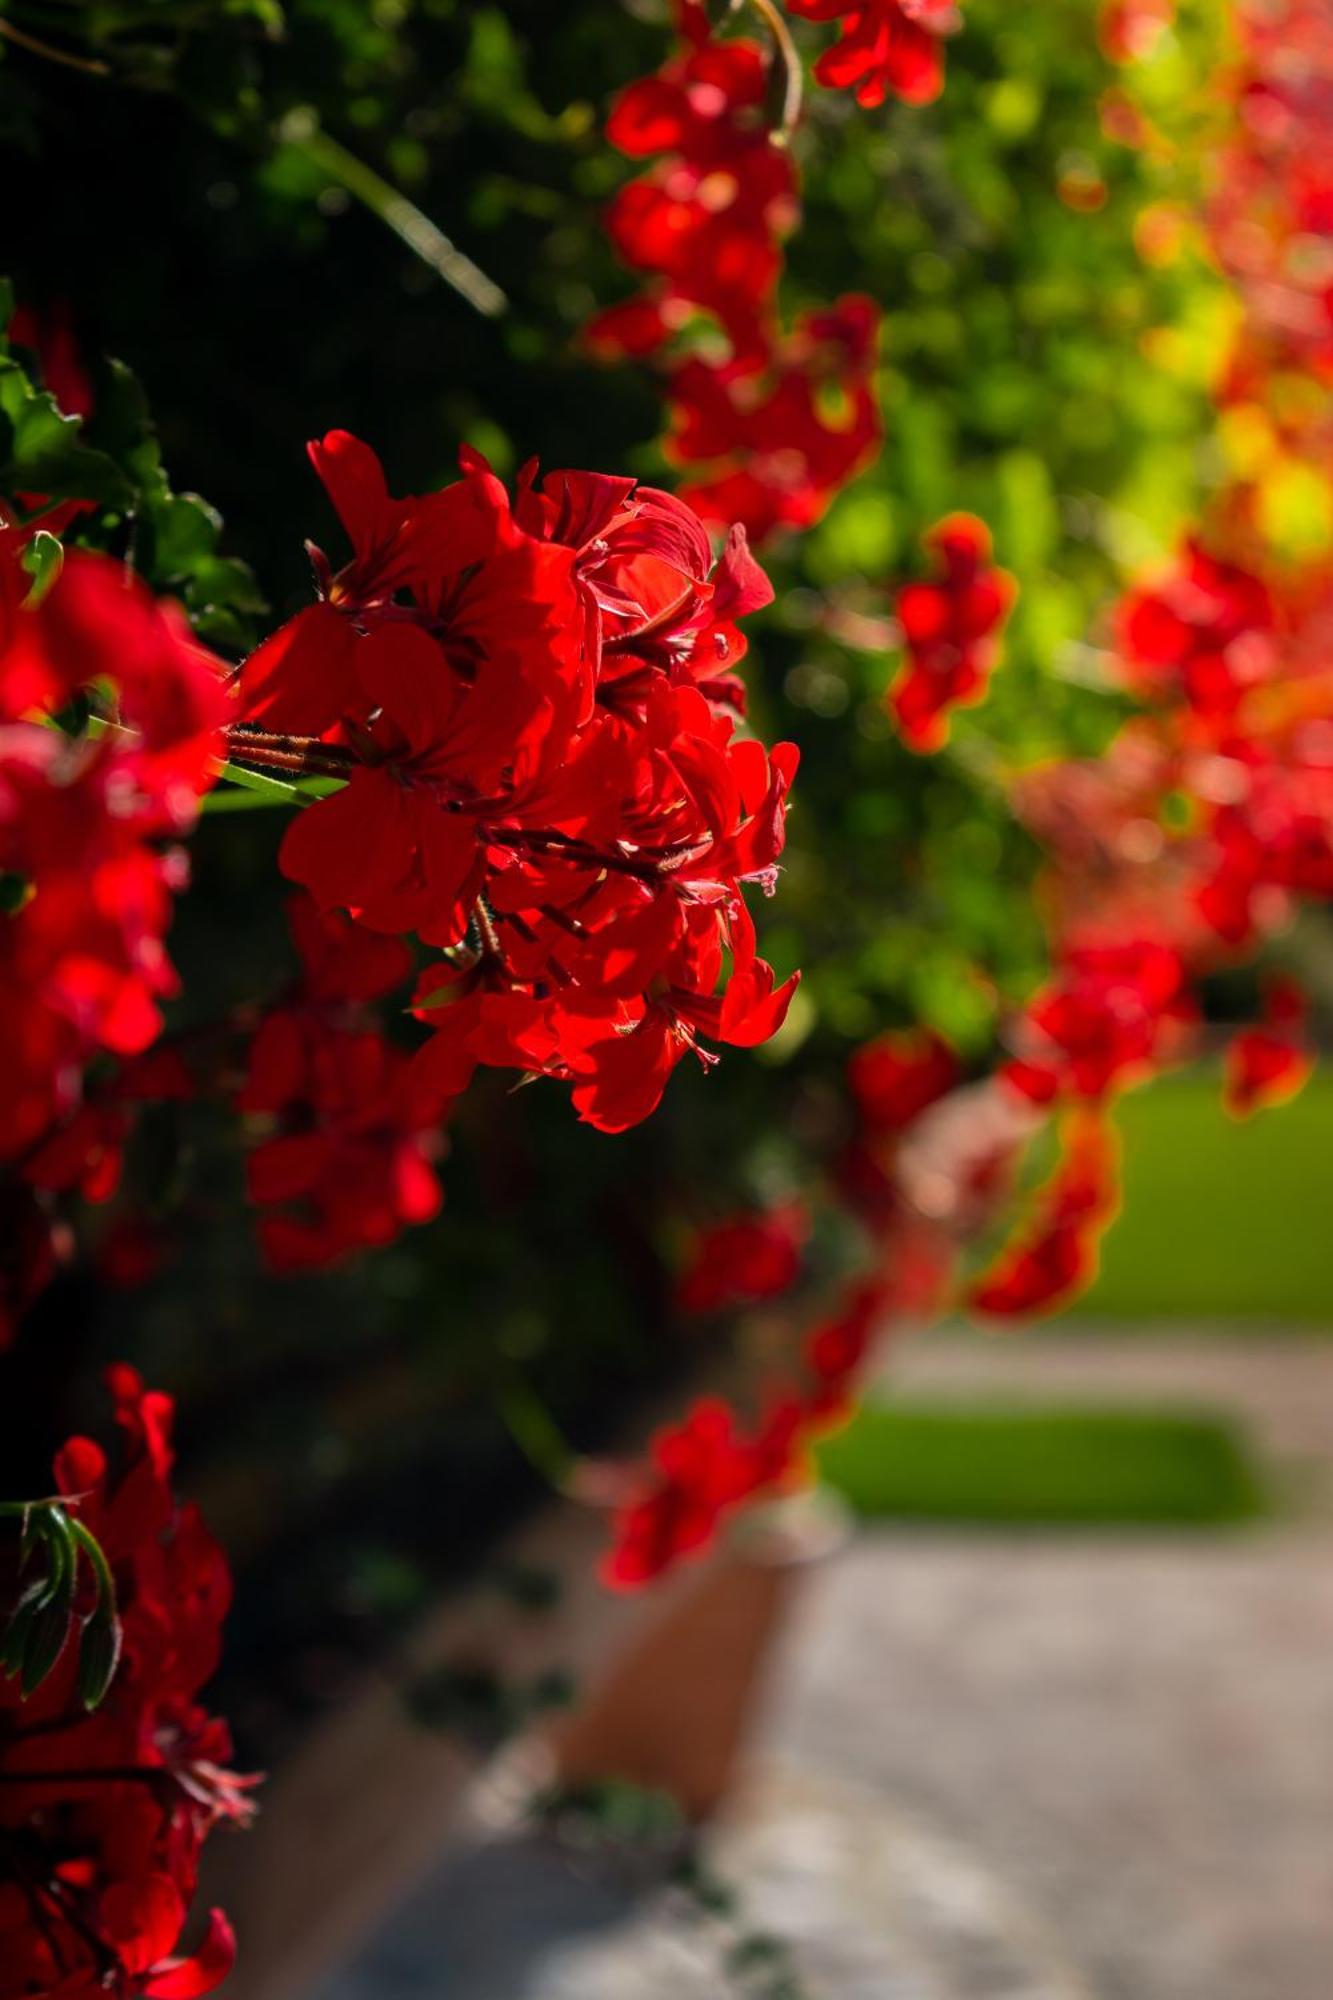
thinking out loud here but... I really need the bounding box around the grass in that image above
[814,1401,1268,1527]
[1065,1065,1333,1325]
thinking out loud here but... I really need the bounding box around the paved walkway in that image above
[316,1334,1333,2000]
[763,1331,1333,2000]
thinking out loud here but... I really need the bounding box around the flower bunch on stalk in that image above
[0,525,229,1342]
[587,0,883,542]
[787,0,963,107]
[1,1369,250,1999]
[234,434,799,1137]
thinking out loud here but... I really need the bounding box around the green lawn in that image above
[815,1402,1268,1527]
[1065,1065,1333,1324]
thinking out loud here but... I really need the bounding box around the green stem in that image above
[284,122,508,319]
[746,0,804,140]
[68,1520,116,1618]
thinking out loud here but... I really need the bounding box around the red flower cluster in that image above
[1,533,228,1332]
[675,1200,808,1314]
[603,1391,806,1587]
[589,4,883,543]
[1003,938,1196,1106]
[598,11,799,366]
[240,897,444,1271]
[968,1111,1120,1318]
[787,0,963,108]
[847,1025,960,1132]
[1115,539,1275,724]
[1,1368,250,1998]
[837,1024,961,1224]
[1223,975,1314,1118]
[887,514,1016,751]
[235,434,798,1137]
[668,297,883,542]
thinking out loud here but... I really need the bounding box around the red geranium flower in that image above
[888,515,1015,752]
[600,19,799,363]
[1223,975,1315,1117]
[603,1391,805,1588]
[676,1201,809,1313]
[1003,938,1196,1105]
[967,1112,1120,1318]
[669,298,883,542]
[1,1370,250,1999]
[787,0,962,108]
[1116,538,1275,725]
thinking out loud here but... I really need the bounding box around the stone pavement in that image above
[762,1331,1333,2000]
[318,1764,1095,2000]
[314,1334,1333,2000]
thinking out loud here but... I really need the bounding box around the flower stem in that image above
[747,0,804,141]
[282,121,508,319]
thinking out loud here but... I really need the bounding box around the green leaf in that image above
[202,767,346,811]
[20,1602,72,1697]
[77,1608,124,1712]
[79,358,267,645]
[20,527,64,606]
[0,360,132,507]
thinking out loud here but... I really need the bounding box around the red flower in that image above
[240,897,444,1272]
[967,1111,1120,1318]
[669,298,883,542]
[1116,539,1275,725]
[676,1201,809,1313]
[787,0,962,108]
[1003,938,1195,1104]
[888,515,1015,752]
[242,436,799,1136]
[1,539,228,1280]
[1223,976,1315,1117]
[0,1370,249,1999]
[1195,750,1333,945]
[603,1391,805,1588]
[600,22,799,362]
[567,897,800,1134]
[848,1026,960,1133]
[513,463,772,715]
[802,1277,891,1419]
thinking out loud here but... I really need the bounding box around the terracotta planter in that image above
[208,1491,844,1999]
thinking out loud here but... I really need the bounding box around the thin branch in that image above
[0,16,110,75]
